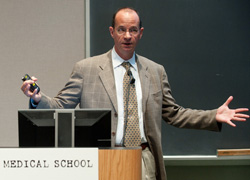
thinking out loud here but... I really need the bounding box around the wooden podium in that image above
[18,109,142,179]
[99,147,142,180]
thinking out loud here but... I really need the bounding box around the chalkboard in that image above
[90,0,250,155]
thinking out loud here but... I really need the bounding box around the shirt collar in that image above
[112,47,137,71]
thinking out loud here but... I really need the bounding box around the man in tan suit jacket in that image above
[21,7,249,180]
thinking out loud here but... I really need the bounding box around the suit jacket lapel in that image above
[136,55,150,114]
[98,52,150,115]
[98,51,118,113]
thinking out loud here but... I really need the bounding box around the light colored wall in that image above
[0,0,86,147]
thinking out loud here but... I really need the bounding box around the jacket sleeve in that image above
[35,61,83,109]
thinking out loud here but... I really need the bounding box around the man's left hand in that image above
[216,96,249,127]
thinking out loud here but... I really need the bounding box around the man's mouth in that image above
[123,42,132,46]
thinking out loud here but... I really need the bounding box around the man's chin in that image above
[122,46,134,52]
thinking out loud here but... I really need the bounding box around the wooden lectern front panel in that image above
[99,148,142,180]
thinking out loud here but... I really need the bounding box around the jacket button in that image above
[114,112,118,117]
[112,132,116,136]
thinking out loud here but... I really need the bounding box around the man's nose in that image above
[124,31,132,39]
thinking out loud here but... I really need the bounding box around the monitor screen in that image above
[18,109,111,148]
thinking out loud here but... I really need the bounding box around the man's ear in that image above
[139,27,144,39]
[109,26,114,38]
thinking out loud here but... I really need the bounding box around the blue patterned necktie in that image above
[122,62,141,147]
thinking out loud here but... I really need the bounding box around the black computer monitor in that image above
[18,109,111,148]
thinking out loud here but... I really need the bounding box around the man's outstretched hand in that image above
[216,96,249,127]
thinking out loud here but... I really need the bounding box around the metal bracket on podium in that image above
[54,109,75,147]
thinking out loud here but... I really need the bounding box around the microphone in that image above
[127,70,135,84]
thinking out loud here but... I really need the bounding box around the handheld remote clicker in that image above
[22,74,40,93]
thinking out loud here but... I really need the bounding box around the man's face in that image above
[109,9,144,60]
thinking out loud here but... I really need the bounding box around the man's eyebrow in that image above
[117,25,139,29]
